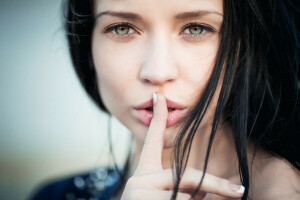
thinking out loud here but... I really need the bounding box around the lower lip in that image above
[132,109,187,127]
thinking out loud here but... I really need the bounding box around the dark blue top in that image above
[29,167,123,200]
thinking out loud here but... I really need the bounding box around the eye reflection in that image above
[104,23,135,36]
[188,26,204,35]
[115,26,130,35]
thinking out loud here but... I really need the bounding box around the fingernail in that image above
[153,92,157,106]
[230,184,245,194]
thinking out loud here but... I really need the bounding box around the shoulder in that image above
[28,167,123,200]
[251,156,300,200]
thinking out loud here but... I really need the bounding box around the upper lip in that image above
[133,97,186,110]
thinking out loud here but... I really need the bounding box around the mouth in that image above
[133,97,186,110]
[145,107,175,112]
[132,97,187,127]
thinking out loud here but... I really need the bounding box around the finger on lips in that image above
[132,93,245,199]
[135,92,168,173]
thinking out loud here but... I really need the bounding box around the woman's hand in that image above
[121,93,245,200]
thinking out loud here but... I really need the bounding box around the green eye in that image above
[188,26,204,35]
[182,23,215,37]
[115,26,130,35]
[104,23,136,36]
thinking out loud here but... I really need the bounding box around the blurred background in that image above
[0,0,131,199]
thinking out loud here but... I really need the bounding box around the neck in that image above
[113,123,273,200]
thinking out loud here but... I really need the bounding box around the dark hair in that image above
[63,0,300,199]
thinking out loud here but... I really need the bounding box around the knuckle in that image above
[123,188,141,200]
[185,166,198,176]
[178,193,192,200]
[126,177,139,188]
[125,175,147,189]
[183,166,192,177]
[123,178,151,200]
[185,166,192,171]
[214,177,230,194]
[216,177,228,186]
[213,176,223,185]
[182,167,200,184]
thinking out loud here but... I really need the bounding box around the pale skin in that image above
[119,93,245,200]
[91,0,300,199]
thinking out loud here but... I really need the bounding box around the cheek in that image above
[175,37,219,101]
[91,36,147,132]
[91,39,136,117]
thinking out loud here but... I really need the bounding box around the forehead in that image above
[94,0,223,16]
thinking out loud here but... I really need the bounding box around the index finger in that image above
[135,92,168,173]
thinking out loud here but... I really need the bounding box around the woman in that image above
[30,0,300,199]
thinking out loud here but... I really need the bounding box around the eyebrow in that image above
[95,11,143,21]
[95,10,223,21]
[175,10,223,19]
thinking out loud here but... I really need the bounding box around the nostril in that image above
[141,78,151,84]
[139,65,178,85]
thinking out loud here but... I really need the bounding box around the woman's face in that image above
[92,0,223,147]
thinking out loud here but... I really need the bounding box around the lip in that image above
[132,97,187,127]
[133,98,186,110]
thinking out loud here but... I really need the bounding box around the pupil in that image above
[116,26,129,34]
[189,26,203,34]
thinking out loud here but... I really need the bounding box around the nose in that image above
[139,36,178,85]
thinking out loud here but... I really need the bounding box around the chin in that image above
[119,113,186,147]
[163,127,181,148]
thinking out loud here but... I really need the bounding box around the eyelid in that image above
[103,22,139,34]
[103,22,216,39]
[180,22,216,33]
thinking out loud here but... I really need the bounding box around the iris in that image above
[115,26,130,35]
[189,26,203,35]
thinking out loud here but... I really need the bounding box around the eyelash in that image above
[181,22,216,37]
[103,22,216,40]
